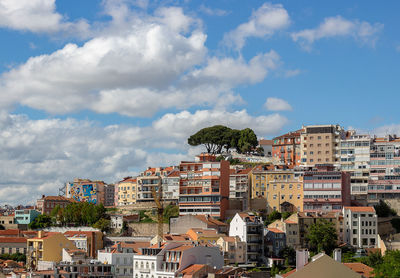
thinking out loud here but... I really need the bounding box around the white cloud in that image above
[224,3,290,50]
[264,97,292,111]
[0,0,89,35]
[0,109,287,205]
[199,5,229,16]
[291,16,383,50]
[284,69,301,78]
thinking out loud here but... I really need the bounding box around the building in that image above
[98,241,150,278]
[137,167,176,202]
[0,213,17,229]
[36,196,75,215]
[104,184,115,207]
[55,261,114,278]
[300,124,345,167]
[368,135,400,207]
[272,130,302,166]
[63,231,103,258]
[342,207,377,248]
[268,216,300,249]
[170,215,228,234]
[229,168,251,201]
[265,228,286,257]
[162,170,180,202]
[117,177,137,206]
[66,178,106,204]
[178,154,230,219]
[0,237,27,255]
[251,166,303,213]
[186,228,223,245]
[339,131,371,198]
[216,236,246,265]
[259,139,273,157]
[132,242,223,278]
[303,164,351,212]
[229,213,264,264]
[27,231,75,270]
[14,209,41,225]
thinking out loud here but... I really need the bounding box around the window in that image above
[281,195,285,200]
[289,184,293,189]
[353,229,357,235]
[273,194,277,200]
[317,136,321,140]
[281,184,284,189]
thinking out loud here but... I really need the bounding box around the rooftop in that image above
[343,206,375,213]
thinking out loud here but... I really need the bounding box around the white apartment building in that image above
[229,212,264,264]
[132,242,223,278]
[162,170,180,202]
[343,207,377,248]
[340,132,371,198]
[229,168,251,200]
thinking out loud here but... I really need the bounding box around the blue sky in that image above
[0,0,399,204]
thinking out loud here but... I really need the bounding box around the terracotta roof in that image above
[344,263,374,278]
[167,171,180,177]
[0,229,20,236]
[163,234,192,241]
[30,232,60,240]
[189,228,218,236]
[284,220,297,224]
[42,196,75,202]
[343,206,375,213]
[180,264,206,275]
[0,237,26,243]
[194,215,227,226]
[237,212,256,221]
[119,178,137,183]
[259,139,273,145]
[267,228,284,234]
[168,245,193,252]
[220,236,236,242]
[64,231,97,237]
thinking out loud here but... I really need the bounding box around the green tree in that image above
[391,218,400,233]
[92,218,110,233]
[279,246,296,265]
[28,214,53,229]
[374,200,397,217]
[306,219,337,255]
[373,250,400,278]
[361,250,383,268]
[237,128,258,154]
[267,210,282,224]
[282,212,292,220]
[163,204,179,223]
[188,125,232,154]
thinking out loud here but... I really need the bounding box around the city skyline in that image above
[1,0,400,205]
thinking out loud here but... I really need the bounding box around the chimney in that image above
[38,231,43,238]
[333,248,342,262]
[296,249,309,271]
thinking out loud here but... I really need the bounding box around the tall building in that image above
[251,166,303,213]
[36,195,75,215]
[272,130,302,166]
[14,209,41,225]
[343,207,377,248]
[229,168,251,201]
[368,135,400,205]
[339,131,371,198]
[117,177,137,206]
[301,125,345,166]
[303,164,351,213]
[137,167,176,202]
[178,154,230,219]
[104,184,115,207]
[66,179,106,204]
[162,170,180,202]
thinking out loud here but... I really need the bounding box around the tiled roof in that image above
[179,264,206,275]
[30,232,60,240]
[0,229,20,236]
[267,228,284,234]
[163,234,192,241]
[0,237,26,243]
[343,206,375,213]
[344,263,374,278]
[238,212,256,221]
[43,196,75,202]
[284,220,297,224]
[220,236,236,242]
[168,245,193,252]
[259,139,273,145]
[194,215,227,226]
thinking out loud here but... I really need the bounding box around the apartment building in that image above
[117,177,137,206]
[268,216,300,249]
[104,184,115,207]
[216,236,246,265]
[64,231,103,258]
[265,228,286,258]
[301,125,345,166]
[178,154,230,219]
[27,231,75,270]
[14,209,41,225]
[259,139,273,157]
[251,166,303,213]
[170,214,228,234]
[36,195,75,215]
[339,132,371,198]
[272,130,302,166]
[343,207,377,248]
[162,170,180,202]
[66,179,106,204]
[229,213,264,264]
[303,164,351,213]
[132,242,223,278]
[229,168,251,200]
[368,135,400,205]
[0,237,27,255]
[0,213,17,229]
[137,167,176,202]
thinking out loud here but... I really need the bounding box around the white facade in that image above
[162,172,180,202]
[343,207,377,248]
[111,215,124,230]
[98,245,135,278]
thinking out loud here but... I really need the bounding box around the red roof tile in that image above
[343,206,375,213]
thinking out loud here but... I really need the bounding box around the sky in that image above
[1,0,400,205]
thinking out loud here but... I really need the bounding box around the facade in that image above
[303,164,351,212]
[229,213,264,264]
[137,167,175,202]
[14,209,41,225]
[186,228,222,245]
[272,130,302,166]
[170,215,228,234]
[339,132,371,198]
[0,213,17,229]
[343,207,377,248]
[117,177,137,206]
[162,170,180,202]
[301,125,345,167]
[36,196,75,215]
[259,139,273,157]
[0,237,27,255]
[104,184,115,207]
[27,231,75,270]
[55,261,114,278]
[98,242,150,278]
[132,242,223,278]
[178,154,230,219]
[268,216,300,249]
[251,166,303,213]
[368,135,400,205]
[216,236,246,265]
[64,231,103,258]
[229,168,251,200]
[66,178,106,204]
[265,228,286,257]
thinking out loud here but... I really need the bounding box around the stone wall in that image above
[128,223,169,237]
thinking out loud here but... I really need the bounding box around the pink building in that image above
[303,164,351,212]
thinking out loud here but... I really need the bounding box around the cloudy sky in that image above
[0,0,399,205]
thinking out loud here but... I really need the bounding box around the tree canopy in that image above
[374,200,397,217]
[306,219,338,255]
[188,125,258,154]
[28,214,53,229]
[373,250,400,278]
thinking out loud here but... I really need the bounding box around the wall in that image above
[128,223,169,237]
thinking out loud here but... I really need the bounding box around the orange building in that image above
[178,154,230,219]
[272,129,302,166]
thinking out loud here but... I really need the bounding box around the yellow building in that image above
[117,177,137,205]
[251,166,303,213]
[27,231,75,270]
[186,228,223,245]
